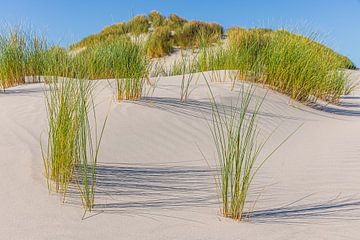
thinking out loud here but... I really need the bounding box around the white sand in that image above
[1,70,360,239]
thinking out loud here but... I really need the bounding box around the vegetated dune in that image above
[0,69,360,239]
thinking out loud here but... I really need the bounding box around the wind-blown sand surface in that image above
[1,70,360,239]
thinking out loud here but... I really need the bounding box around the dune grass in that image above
[74,38,147,100]
[43,77,107,213]
[146,26,173,58]
[0,27,48,90]
[0,27,73,89]
[148,11,166,28]
[198,28,353,103]
[166,13,187,31]
[74,38,148,100]
[177,56,197,102]
[175,21,223,48]
[208,86,263,221]
[126,15,150,36]
[70,11,224,54]
[205,80,298,221]
[69,15,149,50]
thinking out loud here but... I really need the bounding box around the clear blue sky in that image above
[1,0,359,66]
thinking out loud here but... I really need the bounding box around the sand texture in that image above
[1,70,360,239]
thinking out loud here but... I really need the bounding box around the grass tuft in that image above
[42,77,107,214]
[198,28,353,103]
[146,26,173,58]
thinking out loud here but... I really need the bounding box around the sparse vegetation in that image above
[43,77,107,214]
[0,10,358,226]
[179,57,196,102]
[208,85,264,221]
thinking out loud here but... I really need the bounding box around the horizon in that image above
[1,0,359,66]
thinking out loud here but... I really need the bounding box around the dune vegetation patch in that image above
[70,11,223,53]
[43,77,107,214]
[146,26,173,58]
[0,13,358,221]
[0,27,48,90]
[197,28,355,103]
[174,21,223,48]
[73,37,147,80]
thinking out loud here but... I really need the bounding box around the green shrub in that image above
[146,27,173,58]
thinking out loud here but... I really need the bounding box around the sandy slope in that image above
[1,70,360,240]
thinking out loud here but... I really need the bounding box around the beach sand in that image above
[1,70,360,239]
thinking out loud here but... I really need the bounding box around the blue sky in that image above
[1,0,359,66]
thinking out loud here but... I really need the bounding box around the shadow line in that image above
[67,164,219,214]
[135,96,307,121]
[246,195,360,224]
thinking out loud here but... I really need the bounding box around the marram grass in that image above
[42,77,107,214]
[208,84,264,221]
[198,28,354,103]
[206,81,297,221]
[72,38,148,101]
[146,26,173,58]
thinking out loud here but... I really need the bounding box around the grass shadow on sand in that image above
[245,195,360,224]
[65,164,360,225]
[135,96,307,121]
[67,164,219,214]
[306,95,360,116]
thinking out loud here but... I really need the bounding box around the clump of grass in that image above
[74,37,146,77]
[166,13,187,30]
[25,34,48,82]
[42,46,71,78]
[148,11,166,28]
[198,28,354,103]
[127,15,150,36]
[70,23,129,50]
[0,28,27,89]
[74,38,147,100]
[43,77,107,214]
[208,85,263,221]
[70,11,224,53]
[146,26,173,58]
[0,27,50,90]
[100,22,129,36]
[206,82,296,221]
[175,21,223,48]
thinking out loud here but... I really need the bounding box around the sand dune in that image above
[1,70,360,239]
